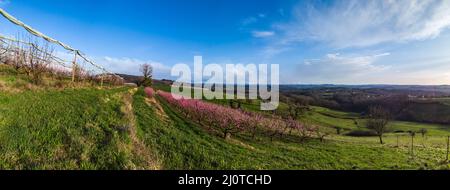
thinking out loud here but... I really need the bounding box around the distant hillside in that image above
[117,73,173,86]
[281,84,450,94]
[116,74,143,85]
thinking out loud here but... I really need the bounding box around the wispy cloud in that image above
[241,17,258,26]
[261,46,291,59]
[241,13,266,26]
[54,51,172,78]
[294,53,390,84]
[100,56,171,78]
[277,0,450,48]
[252,30,275,38]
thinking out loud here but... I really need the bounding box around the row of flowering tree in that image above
[144,87,155,98]
[154,89,322,141]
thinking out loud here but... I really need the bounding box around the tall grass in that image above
[0,87,137,169]
[132,88,434,169]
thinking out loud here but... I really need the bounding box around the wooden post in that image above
[411,134,414,158]
[72,52,77,83]
[446,136,449,161]
[100,73,104,88]
[396,135,399,148]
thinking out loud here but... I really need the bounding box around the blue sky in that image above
[1,0,450,84]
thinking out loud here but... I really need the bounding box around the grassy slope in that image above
[152,82,450,137]
[2,63,449,169]
[1,63,157,169]
[133,88,449,169]
[0,86,150,169]
[303,106,450,136]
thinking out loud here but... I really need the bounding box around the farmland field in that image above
[3,3,450,188]
[2,63,450,170]
[133,88,445,169]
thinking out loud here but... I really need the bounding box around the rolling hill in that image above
[2,63,450,169]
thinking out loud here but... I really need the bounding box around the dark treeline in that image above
[280,86,450,124]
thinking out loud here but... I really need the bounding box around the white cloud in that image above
[261,46,290,59]
[379,56,450,85]
[242,17,258,25]
[100,56,171,78]
[54,51,75,62]
[53,52,171,78]
[294,53,390,84]
[289,54,450,85]
[252,30,275,38]
[277,0,450,48]
[241,13,266,26]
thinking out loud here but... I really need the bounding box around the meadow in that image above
[133,88,445,169]
[148,85,450,169]
[2,63,450,169]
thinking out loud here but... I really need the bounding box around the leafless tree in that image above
[335,126,342,135]
[24,39,53,84]
[140,63,153,78]
[419,128,428,138]
[316,128,329,143]
[140,63,153,86]
[366,105,391,144]
[11,41,26,71]
[84,71,97,84]
[0,40,8,64]
[287,101,309,120]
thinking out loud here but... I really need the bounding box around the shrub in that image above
[141,78,152,87]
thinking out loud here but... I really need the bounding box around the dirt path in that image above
[122,88,161,170]
[145,92,169,121]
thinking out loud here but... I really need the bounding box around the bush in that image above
[141,78,152,87]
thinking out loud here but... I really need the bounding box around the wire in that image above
[0,8,122,79]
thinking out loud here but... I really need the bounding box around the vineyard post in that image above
[411,134,414,158]
[100,73,104,88]
[72,51,77,83]
[446,136,449,161]
[396,135,399,147]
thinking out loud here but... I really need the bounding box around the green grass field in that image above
[305,106,450,135]
[133,88,449,169]
[0,86,152,169]
[2,64,450,170]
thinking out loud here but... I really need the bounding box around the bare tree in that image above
[419,128,428,138]
[140,63,153,87]
[409,131,416,157]
[24,39,53,84]
[335,126,342,135]
[316,128,329,143]
[0,40,7,64]
[366,105,391,144]
[12,41,26,71]
[287,101,308,120]
[140,63,153,78]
